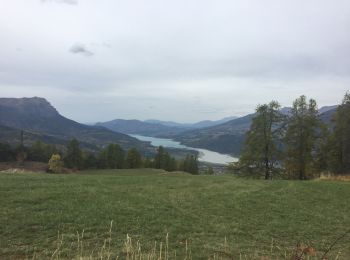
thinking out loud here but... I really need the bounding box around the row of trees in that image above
[60,140,199,173]
[0,140,58,163]
[237,93,350,180]
[0,138,199,174]
[150,146,199,174]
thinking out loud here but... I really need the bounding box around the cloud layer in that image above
[41,0,78,5]
[0,0,349,123]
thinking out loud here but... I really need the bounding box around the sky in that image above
[0,0,349,123]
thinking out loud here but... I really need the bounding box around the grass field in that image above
[0,169,350,259]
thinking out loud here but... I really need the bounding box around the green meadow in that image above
[0,169,349,259]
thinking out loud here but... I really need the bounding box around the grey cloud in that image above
[90,42,112,49]
[69,44,94,57]
[41,0,78,5]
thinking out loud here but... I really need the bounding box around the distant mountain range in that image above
[0,97,339,157]
[91,106,339,156]
[97,116,238,137]
[145,116,238,129]
[96,119,187,137]
[0,97,153,154]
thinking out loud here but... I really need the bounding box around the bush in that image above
[48,154,63,173]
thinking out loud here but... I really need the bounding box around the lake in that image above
[130,134,238,165]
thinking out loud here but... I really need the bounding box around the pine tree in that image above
[98,144,125,169]
[83,152,98,169]
[328,92,350,174]
[239,101,285,179]
[28,141,58,163]
[106,144,124,169]
[143,158,153,168]
[0,143,15,162]
[126,148,142,168]
[154,146,166,169]
[64,139,83,169]
[284,96,321,180]
[181,154,199,174]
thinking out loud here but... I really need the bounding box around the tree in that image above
[181,154,199,174]
[143,158,153,168]
[28,141,58,162]
[284,96,321,180]
[97,144,125,169]
[15,130,27,163]
[166,157,177,172]
[328,92,350,174]
[313,124,331,174]
[83,152,98,169]
[48,154,63,173]
[205,166,214,175]
[0,143,15,162]
[64,139,83,169]
[125,148,142,168]
[154,146,166,169]
[107,144,124,168]
[153,146,177,171]
[238,101,285,179]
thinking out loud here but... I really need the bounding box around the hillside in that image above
[97,116,239,138]
[0,97,153,154]
[96,119,187,137]
[173,107,338,156]
[145,116,238,129]
[1,171,349,258]
[172,114,255,156]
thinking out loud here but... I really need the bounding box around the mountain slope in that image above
[96,119,187,137]
[0,125,98,151]
[191,116,238,128]
[145,116,238,129]
[144,119,193,128]
[173,114,255,156]
[173,106,338,156]
[0,97,152,154]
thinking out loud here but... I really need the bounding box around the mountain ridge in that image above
[97,116,239,137]
[96,119,187,137]
[0,97,153,154]
[170,106,338,156]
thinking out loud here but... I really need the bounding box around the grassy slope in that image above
[0,169,350,259]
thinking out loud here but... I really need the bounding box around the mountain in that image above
[0,125,98,151]
[319,105,338,114]
[144,119,193,128]
[145,116,239,129]
[96,119,187,137]
[173,114,255,156]
[191,116,238,128]
[0,97,153,154]
[97,116,239,137]
[172,106,338,156]
[319,106,337,124]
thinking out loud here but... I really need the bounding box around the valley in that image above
[130,134,238,165]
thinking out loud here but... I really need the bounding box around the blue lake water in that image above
[130,134,239,165]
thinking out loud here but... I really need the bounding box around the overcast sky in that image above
[0,0,349,123]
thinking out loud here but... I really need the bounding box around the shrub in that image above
[48,154,63,173]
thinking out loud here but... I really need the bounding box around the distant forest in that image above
[0,138,199,175]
